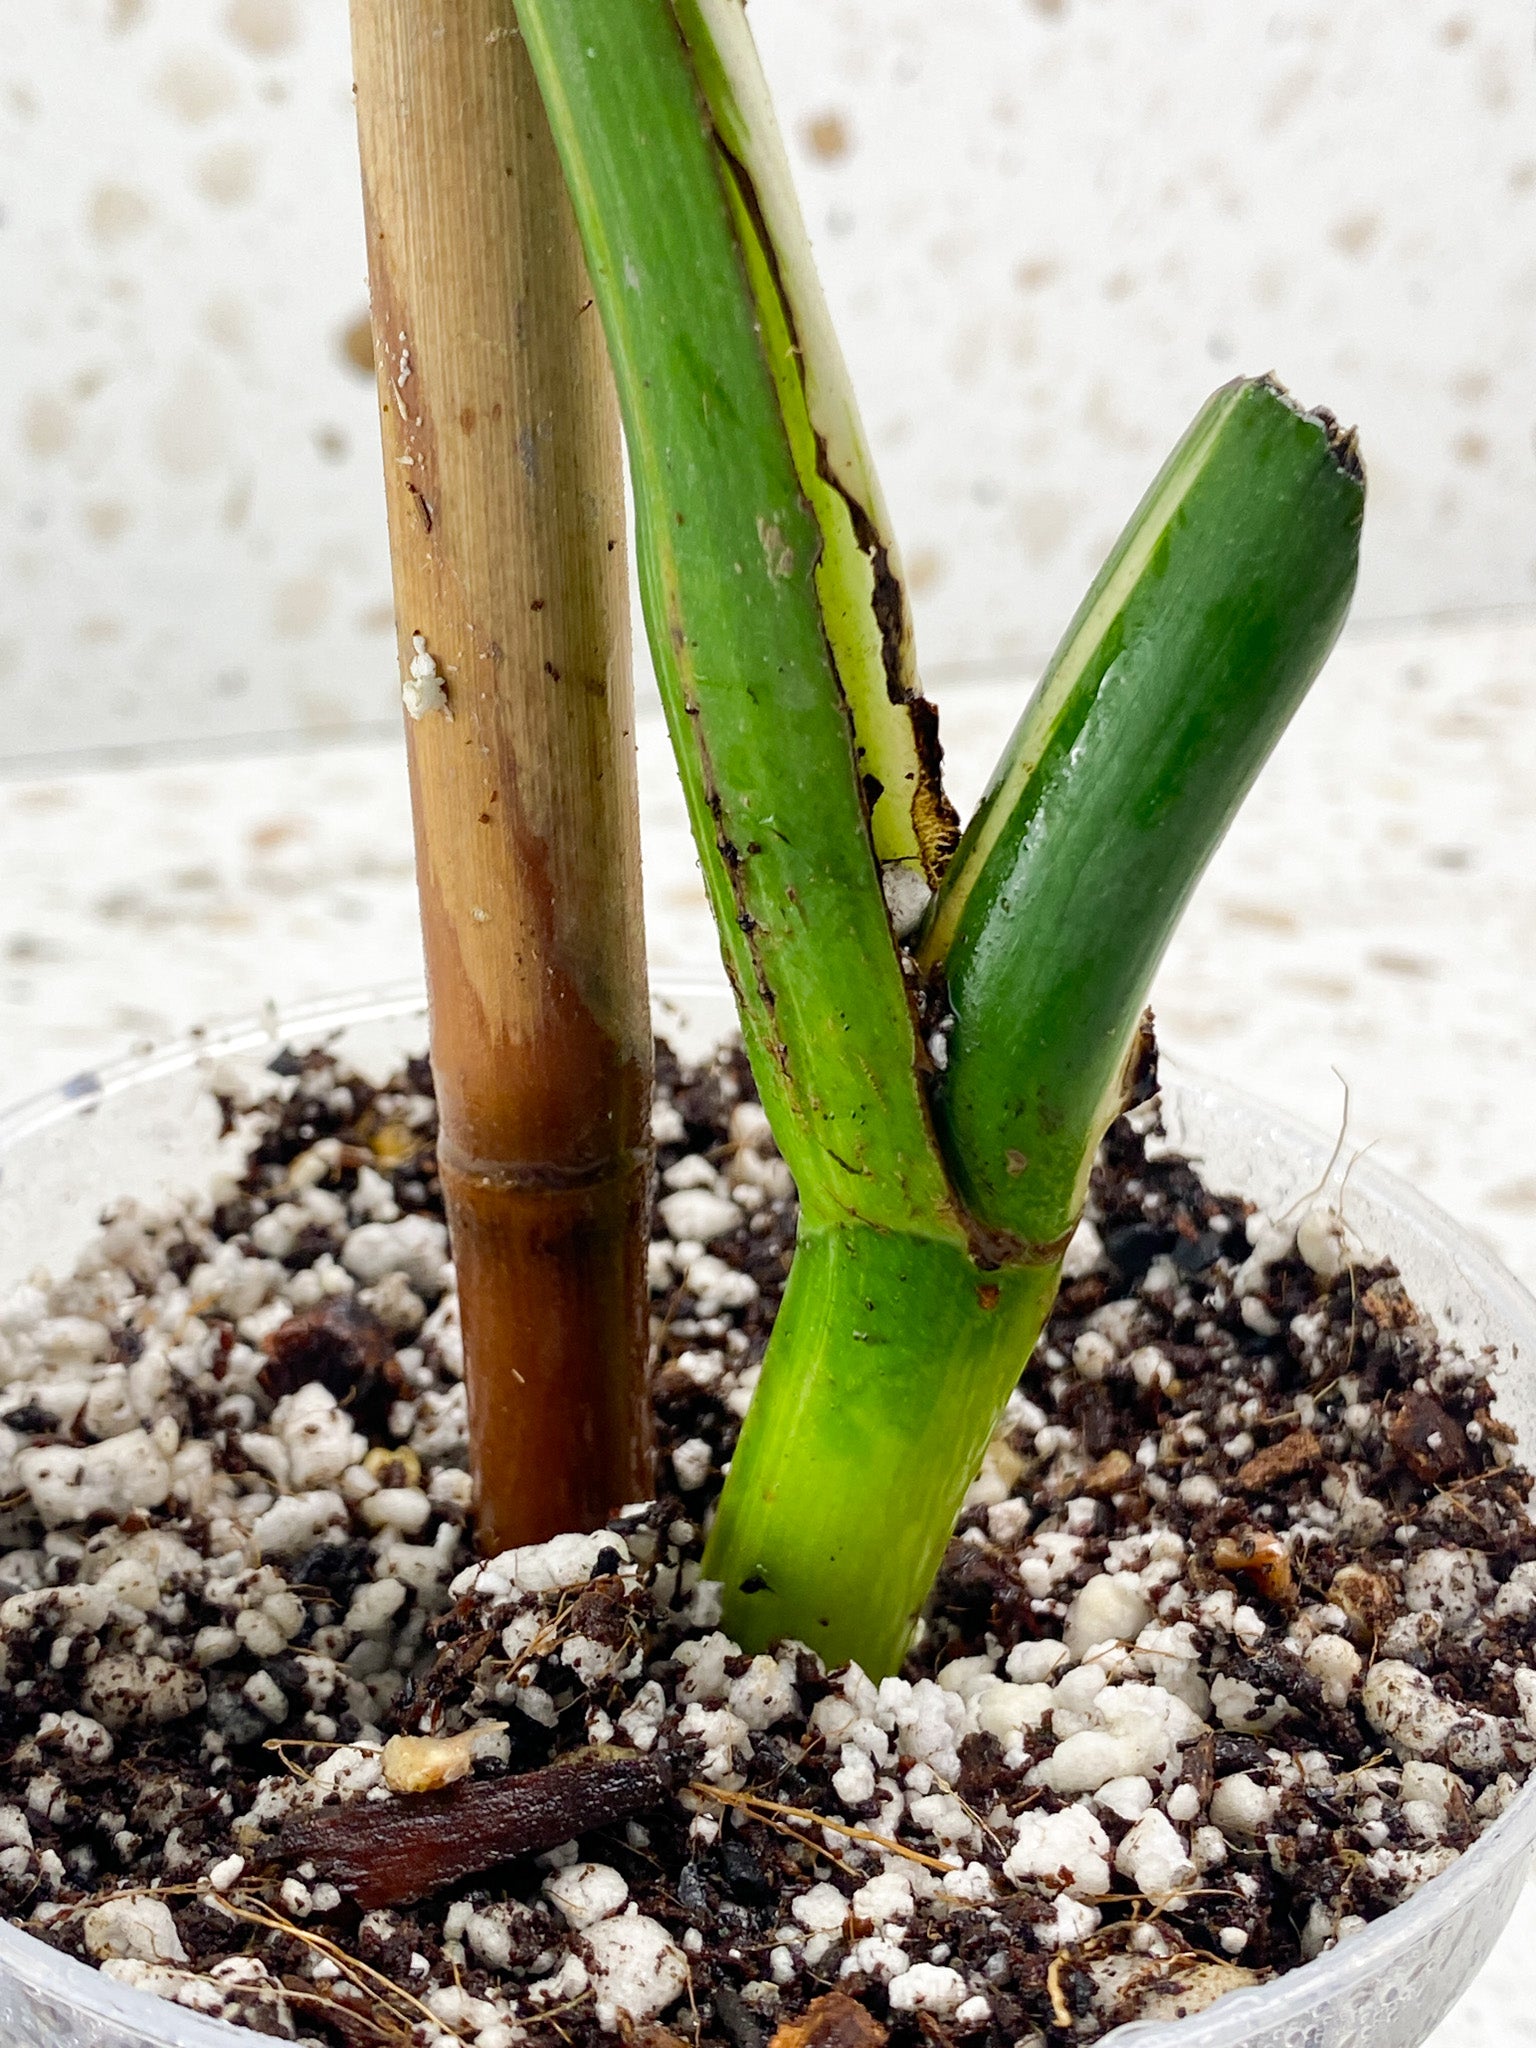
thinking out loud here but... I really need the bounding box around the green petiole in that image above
[922,377,1364,1250]
[515,0,958,1246]
[517,4,1363,1676]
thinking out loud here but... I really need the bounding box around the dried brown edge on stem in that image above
[347,0,653,1555]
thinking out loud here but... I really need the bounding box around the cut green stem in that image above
[704,1227,1061,1677]
[922,377,1364,1248]
[518,5,1365,1676]
[714,379,1362,1671]
[515,0,958,1243]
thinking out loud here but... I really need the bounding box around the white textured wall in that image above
[2,0,1534,761]
[1,0,378,760]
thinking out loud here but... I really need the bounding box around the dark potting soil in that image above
[0,1035,1531,2047]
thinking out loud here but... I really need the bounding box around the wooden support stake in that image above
[349,0,652,1551]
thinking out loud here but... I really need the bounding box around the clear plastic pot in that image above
[0,986,1532,2048]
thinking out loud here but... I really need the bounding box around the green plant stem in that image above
[922,378,1364,1246]
[714,380,1361,1672]
[518,7,1364,1677]
[515,0,954,1243]
[703,1229,1060,1676]
[678,0,959,885]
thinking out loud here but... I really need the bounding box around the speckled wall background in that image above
[3,0,1534,761]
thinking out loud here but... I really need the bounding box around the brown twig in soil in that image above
[264,1736,382,1754]
[1333,1750,1391,1783]
[1081,1635,1182,1667]
[1118,1883,1249,1921]
[684,1954,702,2048]
[528,1989,598,2048]
[696,1790,861,1880]
[1340,1210,1367,1377]
[49,1881,455,2045]
[1031,1882,1248,2003]
[213,1892,470,2042]
[284,1747,671,1908]
[277,1983,416,2047]
[652,1272,731,1387]
[1060,1928,1251,2009]
[1334,1126,1380,1238]
[477,1611,568,1691]
[695,1784,955,1873]
[1432,1468,1514,1501]
[1280,1069,1353,1224]
[931,1777,1009,1863]
[47,1881,209,1927]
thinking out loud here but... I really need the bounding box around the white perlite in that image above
[888,1964,969,2016]
[1005,1806,1113,1897]
[880,862,932,940]
[671,1437,713,1492]
[342,1215,449,1293]
[544,1861,630,1930]
[450,1529,628,1602]
[1030,1680,1205,1794]
[791,1882,848,1934]
[1304,1633,1362,1708]
[1063,1573,1153,1659]
[1296,1204,1348,1279]
[17,1433,171,1526]
[1403,1547,1495,1634]
[1210,1773,1280,1840]
[82,1653,206,1731]
[728,1655,799,1731]
[0,1037,1528,2047]
[657,1186,742,1244]
[1362,1661,1468,1760]
[583,1911,689,2029]
[851,1869,913,1925]
[83,1896,187,1965]
[402,633,450,720]
[1096,1775,1154,1822]
[1114,1810,1197,1902]
[272,1382,366,1489]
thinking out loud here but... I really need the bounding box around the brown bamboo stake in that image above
[349,0,652,1551]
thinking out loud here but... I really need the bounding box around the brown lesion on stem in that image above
[1258,371,1366,485]
[906,695,961,883]
[712,136,960,890]
[349,0,653,1552]
[689,711,794,1083]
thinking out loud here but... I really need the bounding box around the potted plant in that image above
[0,4,1533,2046]
[358,0,1357,1671]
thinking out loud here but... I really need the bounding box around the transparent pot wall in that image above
[2,2,1531,766]
[1,997,1536,2048]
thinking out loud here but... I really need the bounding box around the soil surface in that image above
[0,1037,1532,2047]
